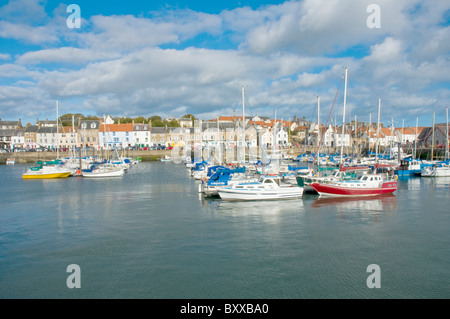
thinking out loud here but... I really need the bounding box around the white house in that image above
[99,123,134,149]
[36,126,58,149]
[274,127,288,146]
[132,123,151,148]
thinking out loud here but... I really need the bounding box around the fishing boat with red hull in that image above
[310,164,398,197]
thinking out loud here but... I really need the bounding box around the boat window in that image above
[370,177,373,181]
[362,176,368,181]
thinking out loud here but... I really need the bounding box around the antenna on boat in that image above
[340,67,348,164]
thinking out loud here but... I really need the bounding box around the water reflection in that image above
[217,198,303,219]
[199,192,304,220]
[311,194,398,212]
[397,176,422,190]
[421,176,450,188]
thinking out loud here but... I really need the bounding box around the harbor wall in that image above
[0,146,447,165]
[0,149,171,164]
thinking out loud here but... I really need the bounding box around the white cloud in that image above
[0,20,58,44]
[0,0,48,24]
[0,0,449,125]
[365,37,403,62]
[0,53,11,60]
[16,47,121,65]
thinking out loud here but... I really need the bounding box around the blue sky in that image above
[1,0,449,127]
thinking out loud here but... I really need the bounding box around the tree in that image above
[134,116,149,124]
[151,116,165,127]
[59,113,85,126]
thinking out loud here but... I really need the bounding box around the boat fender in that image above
[76,170,81,175]
[394,175,398,181]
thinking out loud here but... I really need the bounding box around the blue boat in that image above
[199,166,256,197]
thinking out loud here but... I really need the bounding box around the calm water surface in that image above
[0,162,449,299]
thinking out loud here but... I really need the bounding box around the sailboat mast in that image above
[415,117,418,159]
[317,96,320,148]
[369,113,372,154]
[375,98,381,162]
[340,67,348,164]
[217,116,221,165]
[242,85,245,163]
[431,112,435,161]
[354,114,357,156]
[56,100,59,160]
[446,107,449,161]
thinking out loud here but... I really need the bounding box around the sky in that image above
[0,0,449,128]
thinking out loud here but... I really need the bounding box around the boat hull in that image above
[310,181,397,197]
[22,172,71,179]
[218,187,303,201]
[82,169,124,178]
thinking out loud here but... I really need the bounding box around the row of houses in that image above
[1,116,448,152]
[308,122,449,151]
[0,115,290,151]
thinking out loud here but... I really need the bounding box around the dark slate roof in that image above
[25,125,39,132]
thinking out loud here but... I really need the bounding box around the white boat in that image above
[421,163,450,177]
[22,164,72,179]
[217,175,304,201]
[6,157,16,165]
[160,155,172,162]
[82,165,124,178]
[200,167,259,197]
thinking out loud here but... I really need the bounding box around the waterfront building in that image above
[59,126,78,150]
[99,123,133,149]
[11,128,25,149]
[151,127,168,147]
[36,126,58,149]
[78,119,100,148]
[132,122,151,148]
[36,118,57,128]
[24,125,39,149]
[0,118,22,149]
[418,124,450,148]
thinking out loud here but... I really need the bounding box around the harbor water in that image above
[1,161,449,299]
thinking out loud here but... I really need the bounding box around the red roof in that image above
[99,123,133,132]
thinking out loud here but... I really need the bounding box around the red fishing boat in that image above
[310,164,398,196]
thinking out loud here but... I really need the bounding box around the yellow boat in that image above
[22,164,72,179]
